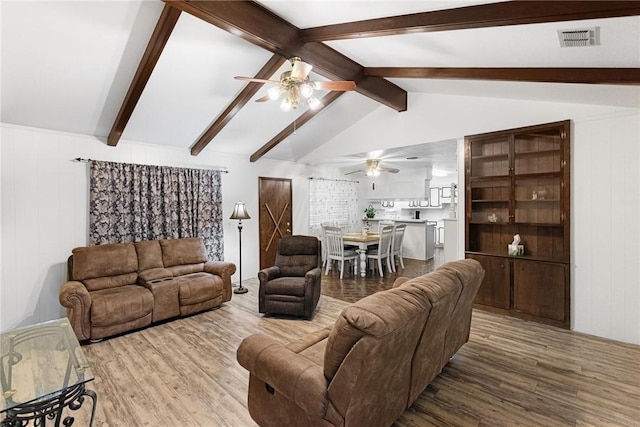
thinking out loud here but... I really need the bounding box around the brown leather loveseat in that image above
[59,237,236,341]
[236,259,484,427]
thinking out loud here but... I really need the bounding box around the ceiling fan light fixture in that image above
[307,96,322,110]
[299,82,314,98]
[268,86,283,100]
[366,168,381,177]
[280,97,293,112]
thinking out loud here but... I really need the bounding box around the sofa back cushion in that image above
[324,285,432,427]
[436,259,485,365]
[399,268,462,405]
[275,235,321,277]
[135,240,164,271]
[160,238,208,267]
[71,243,138,291]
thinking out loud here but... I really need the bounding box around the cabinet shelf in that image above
[465,251,568,264]
[515,199,560,203]
[472,199,509,203]
[515,172,561,179]
[469,175,510,181]
[514,149,561,158]
[471,153,509,160]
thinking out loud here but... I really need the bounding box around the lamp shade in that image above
[230,202,251,220]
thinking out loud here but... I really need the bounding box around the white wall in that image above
[572,113,640,344]
[0,124,343,331]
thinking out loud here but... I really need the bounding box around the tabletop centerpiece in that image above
[362,205,376,234]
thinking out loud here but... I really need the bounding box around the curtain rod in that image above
[73,157,229,173]
[308,177,359,183]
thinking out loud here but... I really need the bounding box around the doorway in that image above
[258,177,292,269]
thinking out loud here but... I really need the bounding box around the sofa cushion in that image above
[323,284,432,381]
[135,240,164,271]
[175,272,223,306]
[84,273,139,292]
[89,285,153,327]
[167,263,205,277]
[160,238,207,267]
[72,243,137,281]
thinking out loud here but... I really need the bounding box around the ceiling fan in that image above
[234,57,356,112]
[345,159,400,176]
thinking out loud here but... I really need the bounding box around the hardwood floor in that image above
[50,253,639,426]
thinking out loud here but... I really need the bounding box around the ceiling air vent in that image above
[557,27,600,47]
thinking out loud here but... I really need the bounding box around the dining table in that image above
[342,232,381,277]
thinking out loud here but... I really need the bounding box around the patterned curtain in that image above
[309,178,359,237]
[89,160,224,260]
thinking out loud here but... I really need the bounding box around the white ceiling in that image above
[2,1,639,173]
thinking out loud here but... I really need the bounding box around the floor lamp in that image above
[230,201,251,294]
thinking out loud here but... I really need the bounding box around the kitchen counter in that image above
[366,219,434,260]
[368,218,428,223]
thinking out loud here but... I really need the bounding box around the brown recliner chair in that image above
[258,235,322,319]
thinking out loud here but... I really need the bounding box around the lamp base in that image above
[234,286,249,294]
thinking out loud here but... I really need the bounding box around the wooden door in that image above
[258,177,292,269]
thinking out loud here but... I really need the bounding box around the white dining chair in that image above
[366,225,394,277]
[324,226,358,279]
[390,224,406,272]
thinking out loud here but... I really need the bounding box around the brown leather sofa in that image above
[59,237,236,341]
[237,259,484,427]
[258,235,322,319]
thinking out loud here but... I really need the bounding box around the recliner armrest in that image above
[59,281,92,341]
[305,267,322,283]
[237,334,329,418]
[203,261,236,279]
[258,266,281,282]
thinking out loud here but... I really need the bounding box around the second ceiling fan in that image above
[345,159,400,176]
[235,57,356,112]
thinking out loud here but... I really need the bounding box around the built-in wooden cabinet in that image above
[465,120,570,328]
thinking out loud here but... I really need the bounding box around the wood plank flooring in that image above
[23,254,640,426]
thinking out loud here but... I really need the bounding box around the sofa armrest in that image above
[392,277,411,288]
[204,261,236,300]
[258,266,281,283]
[138,268,173,285]
[237,334,329,418]
[59,281,92,341]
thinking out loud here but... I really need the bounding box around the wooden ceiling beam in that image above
[164,0,407,112]
[364,67,640,85]
[250,91,343,162]
[107,4,181,146]
[301,1,640,42]
[190,54,286,156]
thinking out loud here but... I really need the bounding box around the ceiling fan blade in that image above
[291,60,313,80]
[344,169,365,175]
[380,166,400,174]
[234,76,279,84]
[313,81,356,91]
[255,94,272,103]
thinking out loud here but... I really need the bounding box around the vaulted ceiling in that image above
[2,1,639,172]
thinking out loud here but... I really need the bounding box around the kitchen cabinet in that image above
[367,174,428,200]
[429,188,440,207]
[465,120,570,328]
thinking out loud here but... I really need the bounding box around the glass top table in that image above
[0,318,97,426]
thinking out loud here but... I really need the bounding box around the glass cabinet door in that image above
[513,127,564,225]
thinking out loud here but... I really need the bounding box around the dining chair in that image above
[366,225,394,277]
[378,220,395,232]
[390,224,406,272]
[324,226,358,279]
